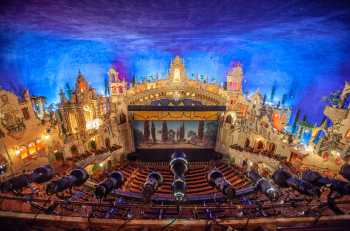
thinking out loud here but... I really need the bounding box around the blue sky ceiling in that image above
[0,0,350,124]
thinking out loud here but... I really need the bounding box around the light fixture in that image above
[331,150,340,157]
[86,118,102,130]
[42,134,50,141]
[305,146,313,153]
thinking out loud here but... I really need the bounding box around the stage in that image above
[127,149,223,162]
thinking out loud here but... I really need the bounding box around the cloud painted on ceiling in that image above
[0,0,350,123]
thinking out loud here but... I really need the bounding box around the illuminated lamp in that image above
[19,146,28,159]
[42,134,50,141]
[331,150,341,158]
[79,81,87,92]
[28,142,36,155]
[305,146,314,153]
[83,105,91,112]
[272,112,280,130]
[346,129,350,139]
[173,68,181,82]
[86,118,102,130]
[36,139,44,150]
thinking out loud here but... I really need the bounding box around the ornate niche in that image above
[168,56,188,83]
[0,93,26,138]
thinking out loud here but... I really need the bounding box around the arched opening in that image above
[70,144,79,157]
[225,114,232,124]
[244,138,250,149]
[105,138,111,149]
[255,140,264,152]
[119,112,127,124]
[346,129,350,140]
[266,143,276,154]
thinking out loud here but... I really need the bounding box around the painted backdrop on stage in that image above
[133,120,218,149]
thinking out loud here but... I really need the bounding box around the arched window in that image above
[267,143,276,154]
[256,140,264,150]
[105,138,111,149]
[225,115,232,124]
[119,112,127,124]
[245,138,250,148]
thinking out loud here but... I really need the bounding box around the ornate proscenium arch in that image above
[125,56,227,107]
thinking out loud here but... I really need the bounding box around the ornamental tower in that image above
[226,63,247,113]
[108,66,134,155]
[168,56,187,83]
[226,63,243,95]
[76,70,89,94]
[108,67,127,96]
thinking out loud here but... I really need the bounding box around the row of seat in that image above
[121,161,250,195]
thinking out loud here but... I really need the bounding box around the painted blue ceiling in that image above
[0,0,349,124]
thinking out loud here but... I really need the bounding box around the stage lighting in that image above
[30,165,55,183]
[172,177,186,201]
[170,151,188,178]
[302,170,350,195]
[272,168,320,197]
[0,165,54,192]
[95,171,124,199]
[1,174,30,192]
[208,169,235,199]
[46,168,89,195]
[340,164,350,181]
[142,171,163,201]
[247,170,279,200]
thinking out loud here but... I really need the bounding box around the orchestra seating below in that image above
[116,161,251,196]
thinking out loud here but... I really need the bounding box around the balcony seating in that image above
[116,161,250,196]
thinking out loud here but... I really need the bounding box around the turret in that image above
[76,70,89,93]
[59,89,67,104]
[168,56,187,83]
[108,66,127,96]
[23,89,31,102]
[226,63,243,94]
